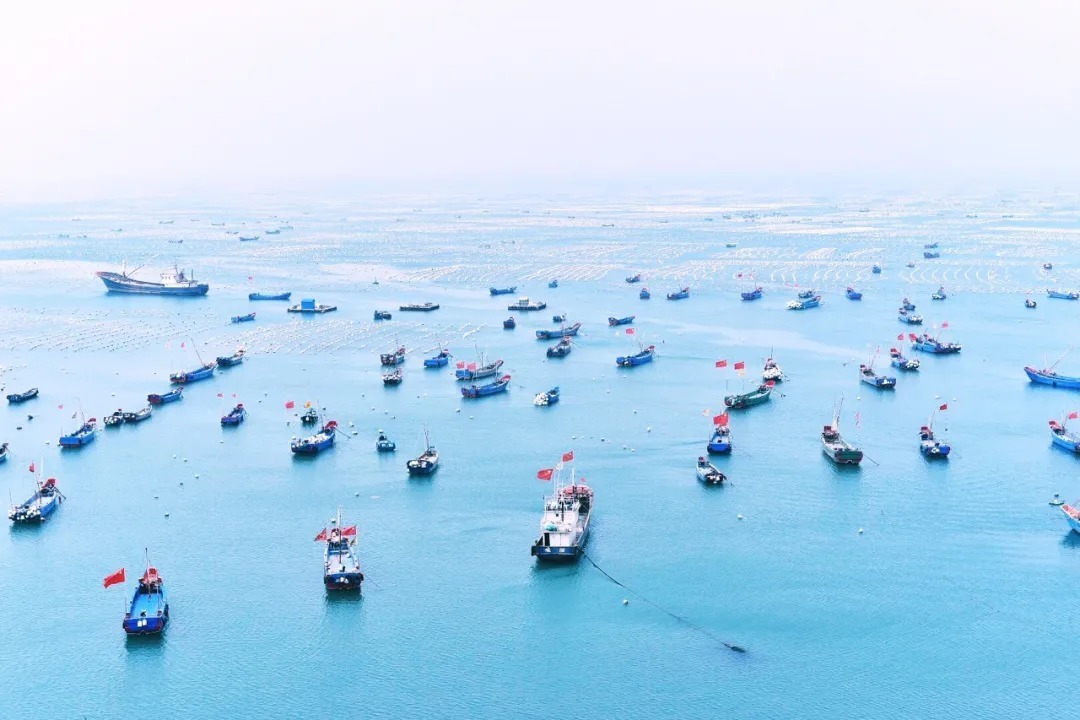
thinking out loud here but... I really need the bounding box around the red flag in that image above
[1070,412,1079,420]
[939,403,948,411]
[897,334,903,341]
[734,361,745,370]
[467,363,477,371]
[285,400,295,409]
[314,529,328,542]
[562,451,574,462]
[216,392,223,398]
[715,359,727,368]
[103,568,126,588]
[908,333,918,342]
[341,525,357,537]
[536,468,554,481]
[713,413,729,426]
[625,328,635,335]
[181,341,186,349]
[456,361,465,369]
[941,321,949,328]
[28,462,35,473]
[57,404,63,410]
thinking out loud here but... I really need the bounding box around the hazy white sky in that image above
[2,0,1079,200]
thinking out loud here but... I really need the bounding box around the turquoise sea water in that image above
[1,194,1079,718]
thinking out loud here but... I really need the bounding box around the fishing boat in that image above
[889,347,920,371]
[1050,418,1080,453]
[898,309,923,324]
[872,264,882,274]
[373,310,392,320]
[548,279,559,288]
[667,286,690,300]
[122,406,152,423]
[1047,289,1080,300]
[288,299,337,313]
[796,288,815,299]
[122,561,169,635]
[0,443,7,464]
[1044,263,1054,271]
[8,476,64,524]
[169,362,215,384]
[931,287,947,300]
[616,344,656,367]
[508,297,546,311]
[901,298,916,311]
[291,420,338,455]
[696,457,726,485]
[300,407,319,425]
[6,388,38,404]
[380,346,406,366]
[1061,504,1080,533]
[423,349,451,368]
[762,357,784,382]
[536,322,581,340]
[399,302,440,312]
[846,287,863,300]
[239,235,259,242]
[725,382,773,409]
[382,369,404,386]
[924,242,939,249]
[147,388,183,405]
[376,431,396,452]
[59,419,97,447]
[531,478,592,561]
[317,511,363,591]
[1025,367,1080,389]
[534,387,560,406]
[552,314,567,323]
[859,362,896,389]
[912,333,962,354]
[608,315,635,326]
[96,264,208,296]
[220,404,246,426]
[547,338,572,358]
[460,374,511,398]
[455,356,503,381]
[707,423,732,454]
[787,295,821,310]
[741,286,763,301]
[906,261,916,268]
[919,424,950,458]
[249,292,291,301]
[216,349,245,367]
[265,229,281,235]
[503,317,516,329]
[822,399,863,465]
[923,251,940,259]
[407,430,438,475]
[489,286,517,296]
[626,273,642,284]
[639,288,650,299]
[104,410,125,427]
[1026,298,1037,308]
[231,312,256,323]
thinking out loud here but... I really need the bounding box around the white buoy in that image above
[858,528,864,534]
[153,495,158,499]
[737,514,744,520]
[354,492,360,497]
[164,512,170,518]
[622,599,629,605]
[183,458,188,462]
[194,474,200,478]
[646,426,652,432]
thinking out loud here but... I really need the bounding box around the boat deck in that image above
[130,591,166,618]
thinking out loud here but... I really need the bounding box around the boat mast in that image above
[1049,347,1073,372]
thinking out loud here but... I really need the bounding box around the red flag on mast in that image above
[734,361,745,370]
[103,568,126,588]
[28,462,35,473]
[562,450,574,462]
[713,413,729,426]
[625,328,635,335]
[715,359,727,368]
[341,526,357,537]
[314,529,328,542]
[1069,411,1078,420]
[285,400,295,409]
[536,468,554,481]
[939,403,948,411]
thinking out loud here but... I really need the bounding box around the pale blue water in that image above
[1,194,1078,718]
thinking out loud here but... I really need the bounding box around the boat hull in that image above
[97,272,208,296]
[324,571,364,591]
[1025,367,1080,389]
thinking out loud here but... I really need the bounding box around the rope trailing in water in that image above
[582,552,746,654]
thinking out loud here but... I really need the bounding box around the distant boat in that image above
[797,288,815,299]
[924,242,939,249]
[608,316,635,326]
[6,388,38,404]
[547,338,572,358]
[382,369,404,386]
[216,349,245,367]
[696,457,726,485]
[104,409,125,427]
[423,349,451,368]
[536,323,581,340]
[534,387,560,406]
[249,292,291,301]
[1044,263,1054,271]
[872,264,882,274]
[317,510,363,591]
[122,561,170,635]
[762,357,784,383]
[552,314,567,323]
[508,297,546,311]
[380,346,406,366]
[859,362,896,389]
[489,286,517,296]
[901,298,916,311]
[639,288,650,300]
[399,302,440,312]
[787,295,821,310]
[616,344,656,367]
[288,299,337,313]
[898,309,923,325]
[846,287,863,300]
[906,261,916,268]
[919,423,950,458]
[460,374,511,398]
[147,388,183,405]
[912,333,962,354]
[220,404,246,426]
[122,406,152,423]
[923,251,940,259]
[96,264,208,296]
[265,229,281,235]
[9,476,64,524]
[301,407,319,425]
[548,280,559,288]
[376,431,396,452]
[231,312,256,323]
[931,287,947,301]
[373,310,392,320]
[455,356,503,381]
[59,418,97,448]
[724,383,773,409]
[889,347,920,371]
[407,429,439,475]
[1049,418,1080,453]
[741,287,763,301]
[291,420,337,455]
[1025,350,1080,388]
[0,443,7,464]
[707,424,732,454]
[503,316,516,329]
[626,274,642,284]
[169,362,215,384]
[239,235,259,242]
[822,398,863,465]
[1026,298,1037,308]
[667,287,690,301]
[1047,289,1080,300]
[531,477,592,561]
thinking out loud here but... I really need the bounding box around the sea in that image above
[0,191,1078,719]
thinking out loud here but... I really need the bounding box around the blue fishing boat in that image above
[617,344,656,367]
[1025,366,1080,389]
[238,235,259,242]
[534,387,560,406]
[1061,504,1080,533]
[122,562,169,635]
[548,279,559,288]
[552,314,567,323]
[1050,418,1080,453]
[59,419,97,447]
[667,286,690,300]
[796,288,815,300]
[289,299,337,313]
[696,457,726,485]
[147,387,183,405]
[216,349,245,367]
[489,286,517,296]
[407,429,439,475]
[220,403,246,426]
[912,333,962,354]
[872,264,882,274]
[508,297,546,311]
[923,251,940,259]
[846,287,863,300]
[231,312,256,323]
[536,322,581,340]
[898,309,923,324]
[924,242,939,249]
[547,338,572,358]
[859,363,896,389]
[626,273,642,284]
[249,292,291,301]
[787,295,821,310]
[317,511,363,591]
[455,357,503,381]
[376,431,396,452]
[423,349,451,368]
[6,388,38,404]
[1047,289,1080,300]
[890,347,920,371]
[291,420,337,455]
[639,287,650,300]
[380,346,406,366]
[707,423,732,454]
[608,316,635,326]
[460,374,511,398]
[0,442,7,464]
[373,310,392,320]
[8,476,64,524]
[919,424,950,458]
[931,286,947,300]
[503,316,516,329]
[741,286,763,301]
[96,264,208,296]
[169,362,215,384]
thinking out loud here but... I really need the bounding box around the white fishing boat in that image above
[531,469,592,561]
